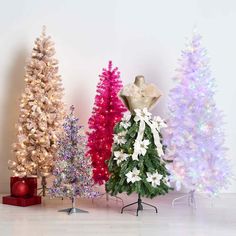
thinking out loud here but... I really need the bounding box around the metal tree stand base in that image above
[59,197,88,215]
[38,176,49,197]
[172,190,196,208]
[121,194,158,216]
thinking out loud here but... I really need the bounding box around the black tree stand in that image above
[58,196,88,215]
[121,194,158,216]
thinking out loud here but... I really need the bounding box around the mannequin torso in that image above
[120,76,162,112]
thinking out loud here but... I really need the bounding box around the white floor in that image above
[0,193,236,236]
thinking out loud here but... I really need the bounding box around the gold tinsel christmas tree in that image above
[8,27,65,194]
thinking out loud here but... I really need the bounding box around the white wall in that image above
[0,0,235,193]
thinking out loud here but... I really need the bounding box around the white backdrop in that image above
[0,0,235,193]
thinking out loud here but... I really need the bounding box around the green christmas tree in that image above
[106,109,172,199]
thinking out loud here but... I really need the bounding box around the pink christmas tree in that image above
[86,61,127,185]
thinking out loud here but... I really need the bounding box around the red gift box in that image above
[10,176,37,197]
[2,177,41,207]
[2,195,41,207]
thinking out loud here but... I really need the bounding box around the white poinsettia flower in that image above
[126,167,141,183]
[134,108,151,122]
[120,112,132,129]
[153,116,163,123]
[114,150,129,165]
[113,131,127,145]
[153,116,167,130]
[151,121,160,131]
[134,139,150,156]
[146,171,163,187]
[120,121,131,129]
[122,111,131,122]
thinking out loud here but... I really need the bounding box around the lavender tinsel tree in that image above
[164,33,231,196]
[49,106,97,214]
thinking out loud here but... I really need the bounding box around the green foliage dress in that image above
[106,109,172,198]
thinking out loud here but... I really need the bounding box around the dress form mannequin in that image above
[106,76,170,216]
[119,75,162,113]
